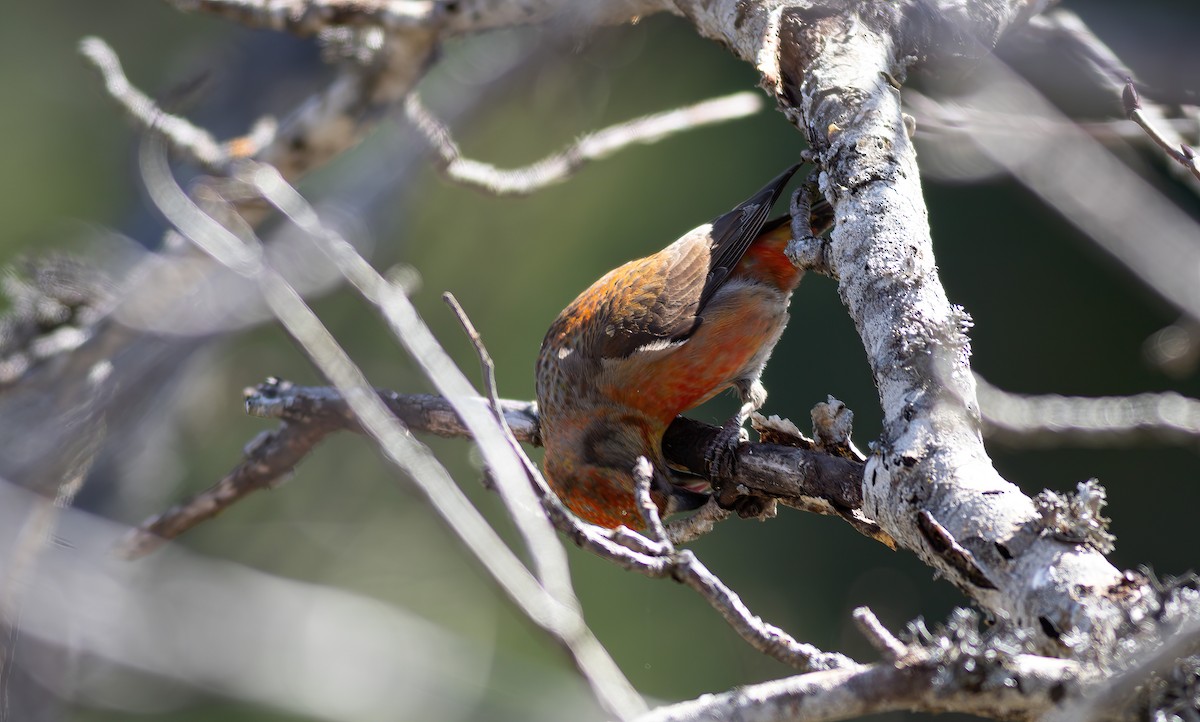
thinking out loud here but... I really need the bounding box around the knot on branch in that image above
[811,395,864,459]
[1035,479,1115,555]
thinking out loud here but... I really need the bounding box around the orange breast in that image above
[600,281,790,422]
[736,223,803,293]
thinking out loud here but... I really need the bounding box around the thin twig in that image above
[78,37,276,171]
[912,105,1199,144]
[670,550,856,671]
[405,91,764,195]
[442,292,504,423]
[632,457,668,545]
[665,499,730,545]
[1124,79,1200,183]
[977,374,1200,446]
[851,607,908,661]
[1027,9,1200,192]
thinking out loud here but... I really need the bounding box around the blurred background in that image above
[1,1,1199,720]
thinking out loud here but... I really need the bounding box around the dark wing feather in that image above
[592,164,801,358]
[696,163,800,311]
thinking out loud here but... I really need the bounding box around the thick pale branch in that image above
[665,0,1154,670]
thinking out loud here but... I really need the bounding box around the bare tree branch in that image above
[405,91,765,195]
[977,374,1200,446]
[1026,9,1200,192]
[763,1,1136,658]
[639,651,1079,722]
[1123,79,1200,184]
[167,0,440,33]
[121,379,874,555]
[851,607,908,662]
[79,37,273,172]
[171,0,673,36]
[632,457,670,545]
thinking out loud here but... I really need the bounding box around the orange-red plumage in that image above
[535,165,826,528]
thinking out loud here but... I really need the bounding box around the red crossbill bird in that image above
[536,164,830,529]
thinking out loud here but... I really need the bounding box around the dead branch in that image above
[121,379,873,557]
[405,91,765,195]
[1123,79,1200,184]
[641,609,1082,722]
[640,658,1076,722]
[167,0,438,34]
[79,38,276,172]
[850,607,908,662]
[977,374,1200,446]
[1025,9,1200,192]
[739,0,1141,662]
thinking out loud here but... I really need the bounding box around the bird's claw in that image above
[705,419,746,487]
[706,419,777,520]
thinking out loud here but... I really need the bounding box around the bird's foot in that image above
[706,417,777,521]
[704,418,746,487]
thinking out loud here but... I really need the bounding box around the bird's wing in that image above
[585,239,708,359]
[698,163,800,311]
[591,163,801,359]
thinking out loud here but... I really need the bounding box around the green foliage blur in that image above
[2,1,1199,720]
